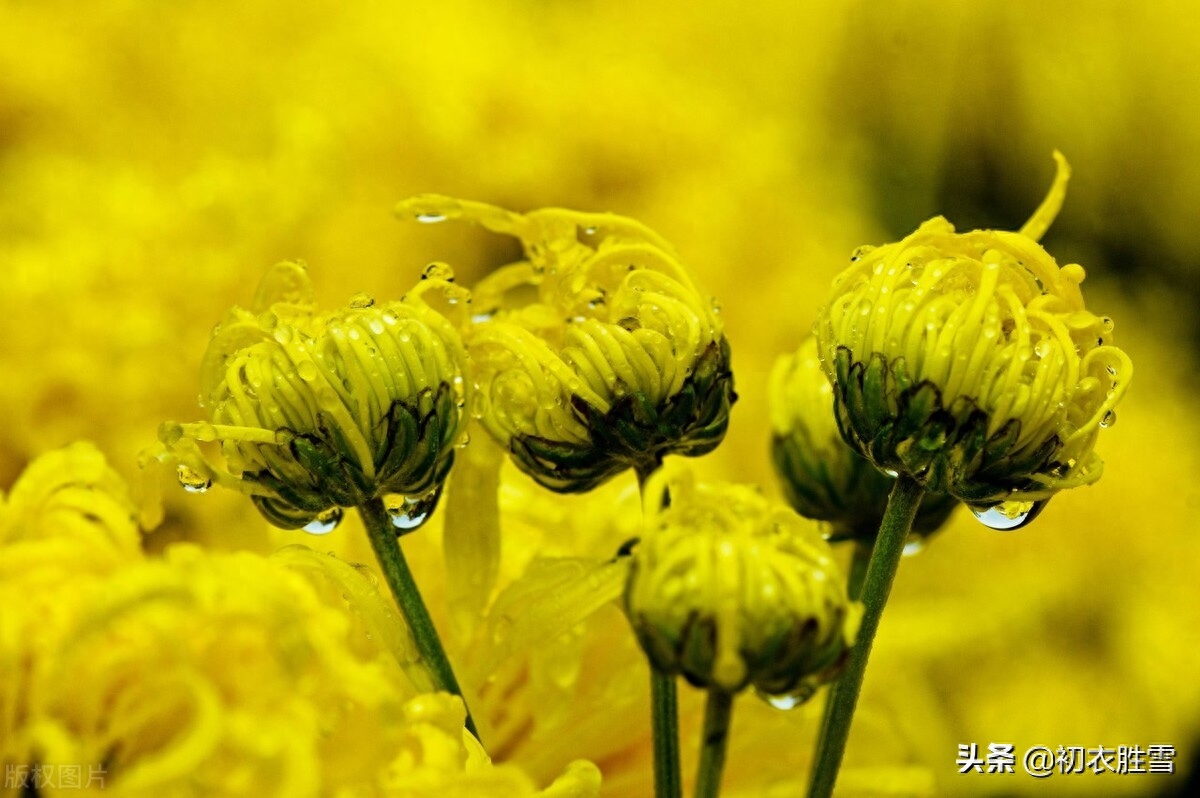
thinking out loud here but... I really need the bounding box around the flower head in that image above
[623,466,859,701]
[155,261,471,530]
[816,153,1132,509]
[769,337,957,542]
[398,195,735,493]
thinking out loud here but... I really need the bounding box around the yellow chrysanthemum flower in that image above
[398,195,735,493]
[624,466,860,701]
[0,443,143,770]
[816,153,1132,514]
[154,260,471,531]
[2,444,601,798]
[769,336,958,543]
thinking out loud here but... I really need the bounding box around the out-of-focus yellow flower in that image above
[23,543,416,797]
[769,336,957,543]
[154,260,471,531]
[623,466,859,702]
[0,443,143,770]
[1,441,602,797]
[398,196,735,493]
[0,441,142,569]
[817,154,1132,513]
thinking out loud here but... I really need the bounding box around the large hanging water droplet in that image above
[970,499,1048,531]
[757,684,815,710]
[303,506,343,535]
[385,487,443,535]
[1100,409,1116,428]
[176,464,211,493]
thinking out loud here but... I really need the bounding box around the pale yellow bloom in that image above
[0,443,143,770]
[398,196,734,493]
[624,465,859,700]
[768,337,957,542]
[817,154,1132,508]
[153,261,471,530]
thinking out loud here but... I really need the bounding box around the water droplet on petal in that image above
[303,507,343,535]
[423,262,455,281]
[158,421,184,446]
[902,538,925,557]
[970,499,1048,531]
[882,468,899,478]
[1100,409,1116,428]
[349,292,375,309]
[176,464,211,494]
[583,225,597,235]
[417,213,446,223]
[297,360,319,381]
[385,487,443,535]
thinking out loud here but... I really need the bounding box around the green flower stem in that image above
[651,668,683,798]
[359,498,479,740]
[845,540,872,601]
[695,690,735,798]
[637,460,681,798]
[807,476,924,798]
[810,539,872,770]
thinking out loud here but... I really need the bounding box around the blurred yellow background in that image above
[2,1,1198,795]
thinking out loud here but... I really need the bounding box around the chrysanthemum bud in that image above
[398,195,735,493]
[623,467,859,701]
[816,153,1132,513]
[156,261,470,530]
[769,337,957,542]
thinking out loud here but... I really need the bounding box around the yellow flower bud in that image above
[398,195,735,492]
[769,337,957,543]
[623,466,860,701]
[156,261,470,531]
[816,153,1132,513]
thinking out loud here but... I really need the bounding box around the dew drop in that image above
[193,422,218,442]
[850,245,875,262]
[386,487,443,535]
[583,226,597,235]
[158,421,184,446]
[422,262,456,281]
[297,360,319,381]
[416,213,446,223]
[1100,316,1115,333]
[176,464,211,494]
[1034,339,1052,359]
[273,325,292,344]
[902,538,925,557]
[758,685,815,710]
[303,507,343,535]
[882,468,899,478]
[1100,409,1116,428]
[969,499,1048,531]
[349,292,375,309]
